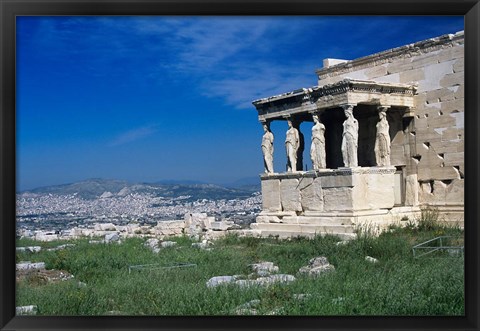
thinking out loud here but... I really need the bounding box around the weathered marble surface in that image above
[261,123,274,174]
[285,120,300,172]
[310,114,326,170]
[341,105,359,168]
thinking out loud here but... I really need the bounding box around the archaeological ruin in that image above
[251,31,464,239]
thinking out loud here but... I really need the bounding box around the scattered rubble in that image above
[160,241,177,248]
[365,256,379,263]
[144,239,177,252]
[207,261,296,288]
[298,256,335,277]
[16,246,42,253]
[46,244,76,251]
[249,261,279,277]
[16,305,38,315]
[16,268,75,284]
[105,232,120,243]
[206,275,239,288]
[16,262,46,271]
[20,213,251,244]
[77,281,87,288]
[191,239,212,250]
[332,297,345,304]
[233,299,261,315]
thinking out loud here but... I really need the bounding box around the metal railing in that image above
[412,236,464,259]
[128,262,197,273]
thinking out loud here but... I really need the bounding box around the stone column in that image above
[261,121,274,174]
[374,106,391,167]
[294,120,305,171]
[341,104,359,167]
[310,112,326,170]
[285,118,300,172]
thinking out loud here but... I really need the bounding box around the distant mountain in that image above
[22,178,259,201]
[154,179,206,185]
[27,178,132,199]
[224,176,260,188]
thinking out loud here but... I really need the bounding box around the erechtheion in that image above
[251,31,464,239]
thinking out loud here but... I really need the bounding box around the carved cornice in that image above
[253,79,415,106]
[316,31,464,81]
[253,79,416,121]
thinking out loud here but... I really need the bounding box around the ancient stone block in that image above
[453,58,464,72]
[256,215,281,223]
[418,180,435,204]
[428,114,456,128]
[385,60,413,74]
[405,174,419,206]
[452,84,464,98]
[441,99,463,113]
[365,173,395,209]
[280,178,302,212]
[410,52,442,69]
[441,127,463,141]
[299,177,324,212]
[261,179,281,212]
[390,146,406,167]
[323,187,353,211]
[440,72,464,88]
[426,88,455,103]
[455,140,464,153]
[445,179,464,204]
[365,65,388,79]
[320,174,353,188]
[417,61,455,93]
[414,93,427,107]
[429,140,458,154]
[415,130,442,142]
[414,117,428,130]
[417,166,460,181]
[437,45,464,62]
[375,73,400,84]
[399,68,425,84]
[444,152,464,166]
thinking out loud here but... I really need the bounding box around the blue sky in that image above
[16,16,464,191]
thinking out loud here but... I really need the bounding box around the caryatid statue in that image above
[374,107,391,166]
[310,113,326,170]
[261,122,274,174]
[341,105,359,167]
[285,119,300,172]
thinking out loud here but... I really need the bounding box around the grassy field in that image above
[16,221,464,316]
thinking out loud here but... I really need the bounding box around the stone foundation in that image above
[253,167,463,239]
[254,168,397,239]
[260,167,395,212]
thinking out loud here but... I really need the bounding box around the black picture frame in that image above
[1,1,479,330]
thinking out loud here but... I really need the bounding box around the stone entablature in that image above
[315,31,464,84]
[253,79,416,122]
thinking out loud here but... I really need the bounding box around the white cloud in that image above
[108,124,158,147]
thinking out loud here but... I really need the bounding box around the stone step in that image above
[256,230,357,241]
[250,223,356,234]
[256,215,356,226]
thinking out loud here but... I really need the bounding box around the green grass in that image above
[16,225,464,316]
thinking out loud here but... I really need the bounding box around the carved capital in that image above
[340,104,355,112]
[403,107,416,118]
[377,105,390,113]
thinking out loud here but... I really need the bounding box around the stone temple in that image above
[251,31,464,239]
